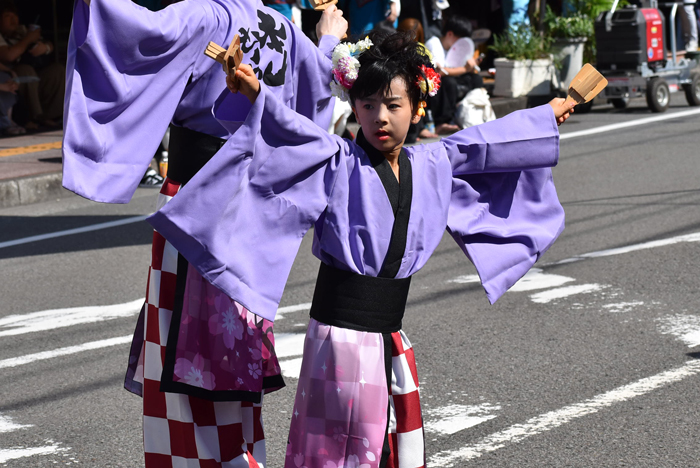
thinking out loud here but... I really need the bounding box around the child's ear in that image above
[411,112,422,125]
[352,107,360,125]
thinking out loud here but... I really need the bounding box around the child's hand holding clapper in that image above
[226,64,261,105]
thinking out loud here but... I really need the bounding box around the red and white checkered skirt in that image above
[126,179,283,467]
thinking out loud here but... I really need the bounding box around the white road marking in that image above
[0,215,149,250]
[0,335,132,370]
[509,268,574,292]
[529,284,605,304]
[656,315,700,348]
[429,359,700,466]
[553,232,700,265]
[424,404,501,435]
[0,413,69,464]
[0,300,143,337]
[560,108,700,141]
[0,443,67,463]
[602,301,645,313]
[275,303,311,320]
[449,274,480,284]
[273,333,306,358]
[449,269,574,292]
[0,415,30,433]
[280,357,304,379]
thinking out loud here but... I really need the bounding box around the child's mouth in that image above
[375,130,390,141]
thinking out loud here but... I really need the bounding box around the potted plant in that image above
[490,24,555,98]
[542,5,594,89]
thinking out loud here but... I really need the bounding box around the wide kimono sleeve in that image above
[434,104,565,304]
[148,85,347,322]
[62,0,220,203]
[291,33,338,125]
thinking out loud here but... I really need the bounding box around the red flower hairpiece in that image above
[416,65,441,97]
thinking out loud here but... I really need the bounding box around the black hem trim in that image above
[263,374,285,390]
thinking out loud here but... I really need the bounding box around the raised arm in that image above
[435,104,562,176]
[149,70,347,322]
[437,101,570,304]
[62,0,221,203]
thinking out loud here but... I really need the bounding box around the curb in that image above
[0,172,66,208]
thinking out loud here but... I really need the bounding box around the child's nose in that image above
[375,107,389,123]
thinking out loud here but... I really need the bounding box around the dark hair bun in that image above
[349,31,435,107]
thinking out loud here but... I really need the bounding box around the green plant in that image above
[490,24,552,61]
[567,0,627,18]
[543,6,593,40]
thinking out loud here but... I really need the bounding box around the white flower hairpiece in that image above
[330,37,373,102]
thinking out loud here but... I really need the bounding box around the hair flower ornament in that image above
[330,37,373,102]
[416,64,441,97]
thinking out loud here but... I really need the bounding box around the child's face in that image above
[353,77,421,157]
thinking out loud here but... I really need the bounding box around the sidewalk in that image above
[0,93,537,209]
[0,130,65,208]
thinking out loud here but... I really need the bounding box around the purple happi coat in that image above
[148,84,565,466]
[62,0,338,203]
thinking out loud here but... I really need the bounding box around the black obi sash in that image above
[167,126,226,185]
[310,129,414,332]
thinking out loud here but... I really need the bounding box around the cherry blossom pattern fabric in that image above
[171,264,281,394]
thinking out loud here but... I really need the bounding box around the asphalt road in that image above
[1,96,699,467]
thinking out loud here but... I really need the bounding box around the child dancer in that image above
[150,31,572,467]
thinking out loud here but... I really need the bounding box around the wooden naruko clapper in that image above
[204,34,243,76]
[310,0,338,10]
[565,63,608,106]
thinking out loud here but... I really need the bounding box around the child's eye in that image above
[363,104,373,110]
[388,104,400,110]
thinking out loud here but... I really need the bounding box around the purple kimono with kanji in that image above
[62,0,338,203]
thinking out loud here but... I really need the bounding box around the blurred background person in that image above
[424,15,483,134]
[0,61,21,135]
[0,0,64,130]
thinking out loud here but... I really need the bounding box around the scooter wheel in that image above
[646,78,670,113]
[683,73,700,106]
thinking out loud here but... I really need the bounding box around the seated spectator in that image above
[424,15,483,134]
[0,62,22,135]
[0,0,65,130]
